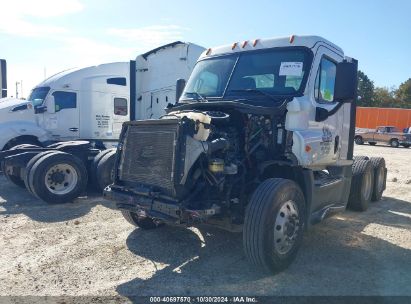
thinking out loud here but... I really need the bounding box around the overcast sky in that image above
[1,0,410,98]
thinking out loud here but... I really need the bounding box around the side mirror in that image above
[45,96,56,114]
[175,78,186,102]
[34,105,47,114]
[315,58,358,122]
[334,59,358,103]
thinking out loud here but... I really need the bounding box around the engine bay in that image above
[120,108,290,224]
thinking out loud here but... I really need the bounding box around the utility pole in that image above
[15,81,20,99]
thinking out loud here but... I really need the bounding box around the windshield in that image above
[181,48,312,102]
[28,86,50,106]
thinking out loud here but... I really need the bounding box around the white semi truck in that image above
[0,62,129,151]
[0,41,205,201]
[104,35,387,273]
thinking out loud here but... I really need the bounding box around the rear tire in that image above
[91,149,116,192]
[28,152,88,204]
[2,144,42,188]
[369,157,386,201]
[243,178,306,273]
[354,136,364,145]
[1,161,25,188]
[390,139,399,148]
[24,151,60,194]
[353,155,369,162]
[96,151,116,191]
[121,211,163,230]
[347,160,374,211]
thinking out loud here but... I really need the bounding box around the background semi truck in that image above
[104,35,387,273]
[0,62,129,151]
[0,41,205,202]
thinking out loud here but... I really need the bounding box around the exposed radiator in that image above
[118,120,180,196]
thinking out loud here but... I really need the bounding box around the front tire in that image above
[390,139,399,148]
[354,136,364,145]
[243,178,306,273]
[121,211,163,230]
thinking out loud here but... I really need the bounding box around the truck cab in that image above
[29,62,131,146]
[105,35,387,274]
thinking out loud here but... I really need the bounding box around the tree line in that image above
[357,71,411,108]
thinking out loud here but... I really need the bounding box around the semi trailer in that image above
[104,35,387,273]
[0,42,205,203]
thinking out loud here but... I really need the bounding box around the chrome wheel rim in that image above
[363,170,373,200]
[274,200,300,255]
[45,164,78,195]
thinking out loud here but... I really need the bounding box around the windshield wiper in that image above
[226,89,282,102]
[184,91,208,102]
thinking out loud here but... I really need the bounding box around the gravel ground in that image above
[0,144,410,297]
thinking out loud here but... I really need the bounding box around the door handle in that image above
[69,128,78,132]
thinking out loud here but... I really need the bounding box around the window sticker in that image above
[279,62,303,76]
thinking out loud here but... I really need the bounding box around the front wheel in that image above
[390,139,399,148]
[243,178,306,273]
[354,136,364,145]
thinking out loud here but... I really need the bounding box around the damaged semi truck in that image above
[0,42,205,203]
[104,36,387,273]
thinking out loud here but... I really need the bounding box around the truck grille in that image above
[118,120,180,196]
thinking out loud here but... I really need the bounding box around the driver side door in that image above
[42,90,80,141]
[312,47,344,165]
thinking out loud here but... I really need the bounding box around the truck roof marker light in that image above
[242,41,248,48]
[289,35,295,44]
[253,39,259,47]
[206,48,212,55]
[231,42,238,50]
